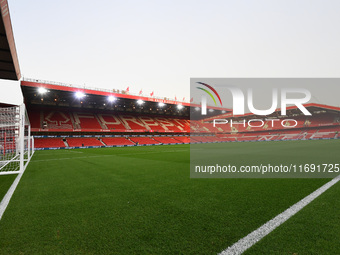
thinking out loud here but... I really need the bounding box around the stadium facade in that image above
[20,78,340,150]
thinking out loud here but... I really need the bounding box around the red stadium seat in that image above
[35,138,66,148]
[66,138,103,147]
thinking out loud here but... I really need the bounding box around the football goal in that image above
[0,104,34,175]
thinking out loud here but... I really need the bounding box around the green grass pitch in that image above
[0,140,339,254]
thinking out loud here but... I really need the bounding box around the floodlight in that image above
[38,87,47,94]
[137,99,144,105]
[158,102,165,107]
[75,91,85,99]
[108,96,116,102]
[177,104,183,109]
[195,107,200,111]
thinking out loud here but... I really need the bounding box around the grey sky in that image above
[4,0,340,104]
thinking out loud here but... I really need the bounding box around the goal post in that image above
[0,104,34,175]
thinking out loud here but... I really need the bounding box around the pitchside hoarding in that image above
[190,78,340,178]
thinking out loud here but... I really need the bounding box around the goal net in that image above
[0,104,34,175]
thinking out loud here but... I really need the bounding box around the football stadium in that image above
[1,1,340,254]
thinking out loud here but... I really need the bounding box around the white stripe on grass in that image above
[219,174,340,255]
[0,172,25,220]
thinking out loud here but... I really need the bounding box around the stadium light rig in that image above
[75,91,85,99]
[38,87,48,94]
[137,99,144,105]
[108,96,116,102]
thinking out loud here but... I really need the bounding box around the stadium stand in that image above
[129,137,160,145]
[74,112,103,130]
[153,136,182,144]
[27,107,190,133]
[30,112,340,149]
[21,81,340,149]
[101,137,135,146]
[34,138,66,148]
[66,138,104,147]
[174,136,190,143]
[30,117,340,149]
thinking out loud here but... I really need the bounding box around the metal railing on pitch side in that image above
[22,77,189,103]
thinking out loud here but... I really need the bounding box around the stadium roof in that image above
[21,79,191,117]
[0,0,20,81]
[21,78,191,106]
[21,78,232,118]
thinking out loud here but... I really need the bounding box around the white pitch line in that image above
[219,174,340,255]
[0,172,24,220]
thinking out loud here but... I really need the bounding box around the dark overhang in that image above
[0,0,20,80]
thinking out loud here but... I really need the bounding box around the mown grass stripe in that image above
[219,174,340,255]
